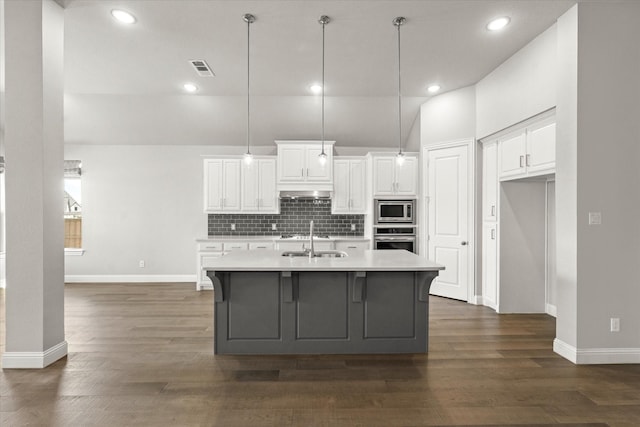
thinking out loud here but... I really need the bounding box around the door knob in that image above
[461,241,468,246]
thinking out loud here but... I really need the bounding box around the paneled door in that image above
[426,143,471,301]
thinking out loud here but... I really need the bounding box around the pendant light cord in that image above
[396,18,403,156]
[246,16,251,155]
[321,19,326,154]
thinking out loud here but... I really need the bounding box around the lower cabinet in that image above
[482,223,498,310]
[335,240,369,254]
[210,270,435,354]
[276,241,334,251]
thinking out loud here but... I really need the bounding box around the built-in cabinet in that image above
[203,159,241,212]
[499,116,556,181]
[204,157,277,214]
[241,158,278,213]
[276,141,334,187]
[371,154,418,196]
[332,157,366,214]
[480,112,556,314]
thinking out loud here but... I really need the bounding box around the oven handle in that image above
[374,236,416,241]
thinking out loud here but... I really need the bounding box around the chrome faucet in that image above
[308,220,315,259]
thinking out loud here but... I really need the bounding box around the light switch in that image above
[231,223,236,231]
[588,212,602,225]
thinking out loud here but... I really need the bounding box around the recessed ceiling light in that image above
[309,84,323,94]
[111,9,136,25]
[487,16,510,31]
[427,84,441,94]
[183,83,198,93]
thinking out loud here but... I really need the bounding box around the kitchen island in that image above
[205,249,444,354]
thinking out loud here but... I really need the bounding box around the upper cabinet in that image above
[332,157,366,214]
[276,141,334,190]
[204,158,241,213]
[371,154,418,197]
[204,157,277,214]
[499,116,556,181]
[241,158,278,213]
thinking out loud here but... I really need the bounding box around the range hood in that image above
[279,190,331,199]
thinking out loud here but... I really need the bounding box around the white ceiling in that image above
[61,0,575,148]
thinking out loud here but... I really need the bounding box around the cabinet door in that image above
[305,145,332,182]
[241,161,259,211]
[335,241,369,253]
[204,159,223,212]
[499,131,527,179]
[482,223,498,311]
[349,159,367,213]
[198,251,224,286]
[482,142,498,222]
[258,159,278,212]
[222,159,241,211]
[332,160,351,213]
[526,120,556,175]
[373,157,396,195]
[278,145,305,181]
[395,156,417,196]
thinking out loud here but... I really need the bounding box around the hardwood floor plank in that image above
[2,284,640,426]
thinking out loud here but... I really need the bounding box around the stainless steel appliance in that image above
[374,226,416,253]
[374,199,415,224]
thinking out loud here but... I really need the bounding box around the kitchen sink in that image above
[281,250,348,258]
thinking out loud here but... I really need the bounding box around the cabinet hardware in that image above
[519,155,524,168]
[526,154,531,167]
[306,168,309,177]
[491,205,496,216]
[301,168,304,177]
[347,246,357,249]
[491,229,496,240]
[461,241,468,246]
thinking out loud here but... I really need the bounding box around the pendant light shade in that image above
[393,17,406,166]
[243,13,255,165]
[318,15,330,166]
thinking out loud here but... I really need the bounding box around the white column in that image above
[2,0,66,368]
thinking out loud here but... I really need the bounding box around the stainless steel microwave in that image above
[374,199,416,224]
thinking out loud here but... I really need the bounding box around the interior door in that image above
[427,144,470,301]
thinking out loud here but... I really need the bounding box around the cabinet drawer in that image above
[197,242,223,252]
[223,242,249,251]
[335,241,369,252]
[249,242,275,250]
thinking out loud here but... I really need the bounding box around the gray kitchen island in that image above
[205,249,444,355]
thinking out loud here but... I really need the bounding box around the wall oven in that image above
[374,199,415,224]
[374,226,416,253]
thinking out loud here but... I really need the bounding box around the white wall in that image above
[476,24,557,139]
[64,144,274,281]
[420,86,476,146]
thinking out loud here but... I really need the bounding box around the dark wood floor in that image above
[1,283,640,426]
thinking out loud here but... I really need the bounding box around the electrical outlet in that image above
[589,212,602,225]
[610,317,620,332]
[272,223,277,231]
[231,224,236,231]
[139,260,145,268]
[351,224,356,231]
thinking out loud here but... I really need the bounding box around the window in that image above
[64,160,82,249]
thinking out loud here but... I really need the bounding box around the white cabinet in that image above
[482,142,498,222]
[332,158,366,214]
[276,141,334,187]
[276,241,334,251]
[499,117,555,181]
[372,155,418,196]
[241,158,278,213]
[482,223,498,310]
[204,159,241,213]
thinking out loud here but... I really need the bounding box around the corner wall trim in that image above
[64,275,197,283]
[2,340,68,369]
[554,338,640,364]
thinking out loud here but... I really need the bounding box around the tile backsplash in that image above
[208,199,364,236]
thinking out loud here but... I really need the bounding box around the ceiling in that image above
[61,0,575,148]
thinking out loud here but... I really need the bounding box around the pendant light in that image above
[243,13,255,165]
[393,17,406,166]
[317,15,330,166]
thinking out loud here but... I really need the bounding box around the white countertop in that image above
[196,236,370,242]
[203,249,443,272]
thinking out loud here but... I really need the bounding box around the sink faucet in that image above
[309,220,315,259]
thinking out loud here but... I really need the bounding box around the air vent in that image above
[189,60,215,77]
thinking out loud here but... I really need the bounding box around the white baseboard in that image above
[2,340,68,369]
[554,338,640,364]
[197,282,213,291]
[0,251,5,289]
[546,303,557,317]
[468,295,483,305]
[64,274,196,283]
[0,279,5,289]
